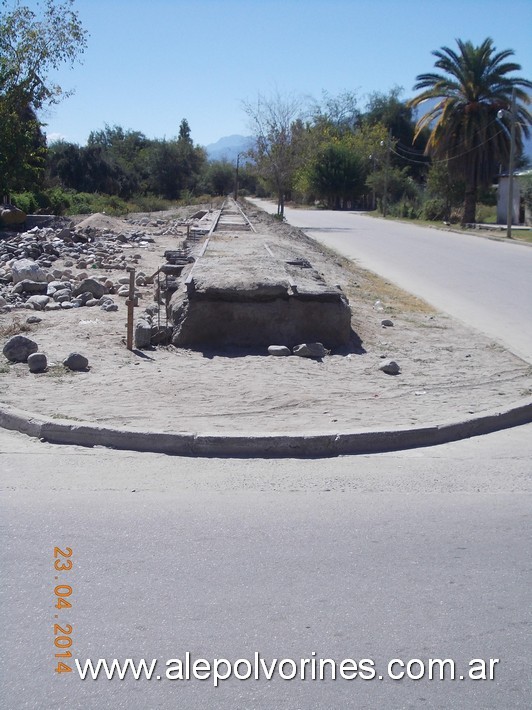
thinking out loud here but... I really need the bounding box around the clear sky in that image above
[37,0,532,148]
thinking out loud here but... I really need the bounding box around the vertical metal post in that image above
[234,152,241,201]
[506,88,517,238]
[126,267,135,350]
[383,129,392,218]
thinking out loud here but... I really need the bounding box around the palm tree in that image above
[409,38,531,224]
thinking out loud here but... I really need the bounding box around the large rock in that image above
[3,335,39,362]
[27,352,47,373]
[63,352,89,371]
[268,345,291,356]
[135,319,152,349]
[293,342,328,358]
[11,259,48,284]
[72,278,107,299]
[27,295,50,310]
[0,205,26,227]
[13,280,48,295]
[379,359,401,375]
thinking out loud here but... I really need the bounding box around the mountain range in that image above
[204,132,531,165]
[203,135,254,162]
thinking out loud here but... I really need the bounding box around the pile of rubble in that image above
[0,210,214,317]
[0,221,146,311]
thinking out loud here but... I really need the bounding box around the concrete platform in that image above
[171,229,352,348]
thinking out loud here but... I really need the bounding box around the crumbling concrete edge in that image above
[1,398,531,458]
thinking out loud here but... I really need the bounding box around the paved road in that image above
[1,426,531,709]
[249,200,532,363]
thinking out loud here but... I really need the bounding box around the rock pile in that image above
[0,219,146,312]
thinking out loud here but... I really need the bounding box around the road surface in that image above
[249,200,532,363]
[1,426,531,709]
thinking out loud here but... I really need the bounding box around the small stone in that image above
[54,289,72,303]
[3,335,39,362]
[381,319,394,327]
[14,280,48,295]
[27,352,47,373]
[63,352,89,371]
[379,359,400,375]
[135,319,152,349]
[72,278,107,299]
[27,295,50,310]
[26,315,42,324]
[76,291,94,306]
[11,259,48,284]
[293,342,328,358]
[268,345,291,356]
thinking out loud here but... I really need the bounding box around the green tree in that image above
[200,160,235,196]
[0,0,87,197]
[363,86,429,182]
[424,160,465,221]
[47,139,84,189]
[0,88,46,195]
[175,118,206,195]
[87,125,150,197]
[306,141,367,209]
[409,38,532,224]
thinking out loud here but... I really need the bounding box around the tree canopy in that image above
[0,0,88,196]
[409,37,532,223]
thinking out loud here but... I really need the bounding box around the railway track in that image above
[210,197,256,234]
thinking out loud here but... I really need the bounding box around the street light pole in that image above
[380,129,392,218]
[234,153,242,201]
[506,88,517,238]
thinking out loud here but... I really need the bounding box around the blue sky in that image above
[37,0,532,148]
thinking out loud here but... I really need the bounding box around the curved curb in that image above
[1,398,531,458]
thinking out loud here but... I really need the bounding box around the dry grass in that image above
[0,318,32,338]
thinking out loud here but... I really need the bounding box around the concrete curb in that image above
[1,398,531,458]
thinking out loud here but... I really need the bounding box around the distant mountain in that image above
[204,134,254,162]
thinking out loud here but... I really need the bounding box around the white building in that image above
[497,170,532,225]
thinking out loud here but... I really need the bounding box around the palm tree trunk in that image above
[462,185,477,224]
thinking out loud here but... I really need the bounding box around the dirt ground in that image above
[1,202,531,435]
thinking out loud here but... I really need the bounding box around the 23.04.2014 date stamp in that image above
[53,547,74,674]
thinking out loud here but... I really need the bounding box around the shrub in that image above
[422,197,447,221]
[10,191,39,214]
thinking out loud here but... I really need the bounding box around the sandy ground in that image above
[1,202,531,435]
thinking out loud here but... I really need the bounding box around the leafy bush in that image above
[475,203,497,224]
[422,197,447,221]
[389,199,421,220]
[10,191,39,214]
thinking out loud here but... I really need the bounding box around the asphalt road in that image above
[1,426,531,710]
[249,200,532,363]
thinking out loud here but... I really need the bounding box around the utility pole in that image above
[381,129,392,218]
[506,88,517,238]
[234,153,242,201]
